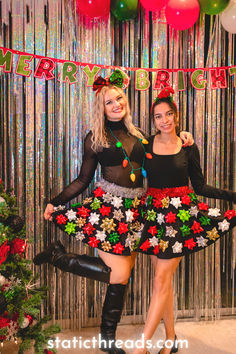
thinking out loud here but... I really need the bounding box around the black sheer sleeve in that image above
[188,144,236,202]
[50,131,98,206]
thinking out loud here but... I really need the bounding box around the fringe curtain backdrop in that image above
[0,0,235,329]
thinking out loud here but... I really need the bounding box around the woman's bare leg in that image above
[98,249,135,284]
[151,256,176,343]
[133,257,181,354]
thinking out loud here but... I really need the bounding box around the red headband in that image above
[151,87,177,113]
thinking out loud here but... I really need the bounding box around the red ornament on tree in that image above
[10,238,27,256]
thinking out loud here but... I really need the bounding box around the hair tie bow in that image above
[93,70,124,95]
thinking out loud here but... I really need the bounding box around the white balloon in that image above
[220,0,236,33]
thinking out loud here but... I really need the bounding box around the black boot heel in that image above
[33,241,111,283]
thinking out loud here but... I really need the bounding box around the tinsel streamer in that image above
[0,0,235,330]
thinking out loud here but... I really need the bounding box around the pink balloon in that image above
[140,0,168,12]
[76,0,110,18]
[165,0,200,30]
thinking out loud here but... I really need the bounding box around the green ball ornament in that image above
[111,0,139,21]
[198,0,230,15]
[116,141,122,148]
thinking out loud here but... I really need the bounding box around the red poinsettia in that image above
[77,206,90,218]
[56,214,68,224]
[99,205,111,217]
[93,187,105,198]
[153,198,162,208]
[148,226,158,236]
[165,212,176,224]
[112,242,125,255]
[184,238,196,250]
[224,209,236,220]
[153,245,160,255]
[10,238,27,256]
[88,236,100,248]
[198,202,209,211]
[165,211,176,224]
[131,208,139,221]
[0,241,10,265]
[181,195,191,205]
[83,223,95,236]
[117,222,129,235]
[191,221,203,234]
[139,240,151,252]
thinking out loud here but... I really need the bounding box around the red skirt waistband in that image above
[146,186,194,199]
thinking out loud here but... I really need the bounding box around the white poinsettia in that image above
[111,196,123,208]
[125,209,134,222]
[156,213,165,225]
[65,209,77,221]
[208,208,221,217]
[189,206,199,217]
[95,230,107,241]
[170,197,182,209]
[149,237,159,247]
[218,219,230,232]
[89,212,100,225]
[166,226,178,238]
[172,241,183,253]
[196,236,208,247]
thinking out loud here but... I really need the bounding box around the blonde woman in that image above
[34,72,193,354]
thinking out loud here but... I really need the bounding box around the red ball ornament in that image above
[165,0,200,30]
[76,0,110,18]
[146,153,153,159]
[140,0,168,12]
[122,159,128,168]
[10,238,27,256]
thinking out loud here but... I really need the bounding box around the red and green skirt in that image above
[136,186,236,258]
[52,179,146,255]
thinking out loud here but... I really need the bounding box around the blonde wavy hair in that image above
[91,85,144,151]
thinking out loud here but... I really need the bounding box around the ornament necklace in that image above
[108,127,152,182]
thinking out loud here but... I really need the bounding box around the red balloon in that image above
[140,0,168,12]
[76,0,110,18]
[165,0,200,30]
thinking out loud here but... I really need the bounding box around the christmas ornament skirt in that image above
[136,186,236,258]
[52,179,146,255]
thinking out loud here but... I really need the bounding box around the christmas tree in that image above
[0,178,60,353]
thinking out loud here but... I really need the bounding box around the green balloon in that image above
[198,0,230,15]
[111,0,139,21]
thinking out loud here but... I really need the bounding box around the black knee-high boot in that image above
[33,241,111,283]
[99,284,127,354]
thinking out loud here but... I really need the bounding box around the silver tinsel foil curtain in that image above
[0,0,235,329]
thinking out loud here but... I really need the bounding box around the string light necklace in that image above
[108,127,152,182]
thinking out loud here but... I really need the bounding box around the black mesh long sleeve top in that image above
[50,120,146,206]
